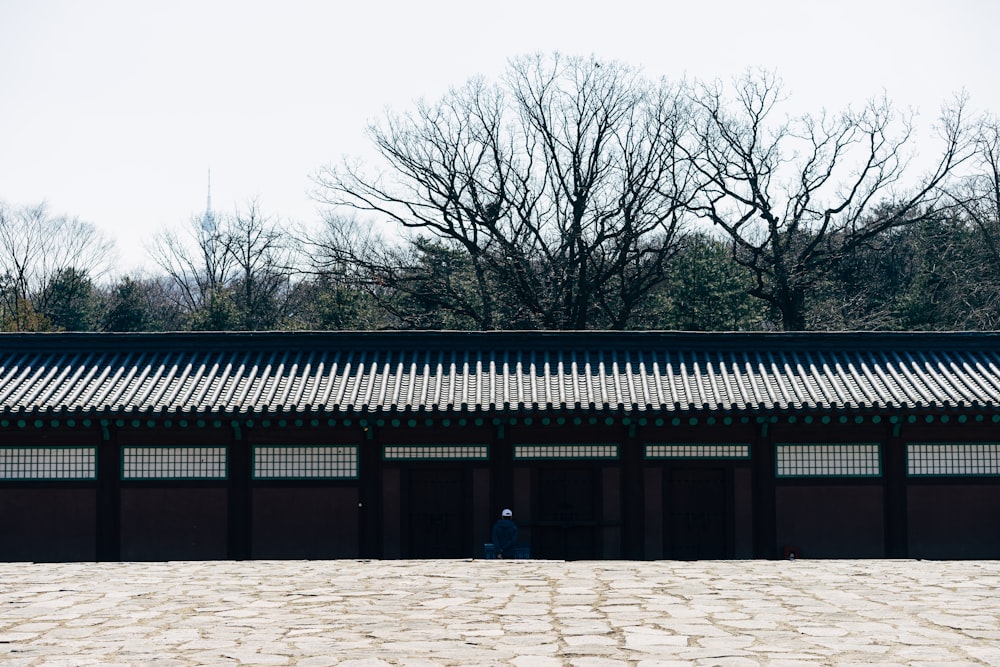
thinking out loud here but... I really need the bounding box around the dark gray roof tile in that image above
[2,331,1000,418]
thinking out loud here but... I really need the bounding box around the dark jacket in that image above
[491,518,518,556]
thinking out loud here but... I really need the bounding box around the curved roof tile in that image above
[1,331,999,418]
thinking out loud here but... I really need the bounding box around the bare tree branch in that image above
[0,201,115,330]
[312,53,700,330]
[686,71,977,330]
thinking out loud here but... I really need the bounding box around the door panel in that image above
[407,469,467,558]
[535,468,597,560]
[668,468,728,559]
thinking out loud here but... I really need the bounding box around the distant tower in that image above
[201,168,217,233]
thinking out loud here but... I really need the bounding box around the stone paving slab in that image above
[1,559,999,665]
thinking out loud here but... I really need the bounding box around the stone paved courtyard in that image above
[1,559,999,666]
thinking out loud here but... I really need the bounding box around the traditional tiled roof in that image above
[0,331,999,418]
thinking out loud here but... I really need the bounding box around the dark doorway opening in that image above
[534,468,598,560]
[667,468,728,559]
[406,468,469,558]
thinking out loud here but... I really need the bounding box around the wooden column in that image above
[359,422,382,558]
[621,421,644,559]
[227,420,251,559]
[883,418,908,557]
[95,421,120,561]
[492,421,514,516]
[752,419,777,558]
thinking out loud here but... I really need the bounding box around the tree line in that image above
[3,55,999,333]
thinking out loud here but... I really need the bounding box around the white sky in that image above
[1,0,998,275]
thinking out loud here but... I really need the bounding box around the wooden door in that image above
[535,468,598,560]
[668,468,728,559]
[407,469,468,557]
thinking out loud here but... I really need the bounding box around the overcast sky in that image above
[2,0,998,274]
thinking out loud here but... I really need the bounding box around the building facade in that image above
[1,330,999,561]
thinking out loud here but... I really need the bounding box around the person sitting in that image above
[491,508,518,559]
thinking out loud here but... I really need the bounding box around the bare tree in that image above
[686,70,976,330]
[149,199,297,330]
[225,200,297,329]
[951,117,1000,256]
[149,208,233,317]
[303,215,498,329]
[0,201,115,330]
[313,53,701,329]
[933,116,1000,327]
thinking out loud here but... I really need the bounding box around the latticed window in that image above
[252,446,358,479]
[907,443,1000,477]
[383,445,489,461]
[0,447,97,480]
[513,444,619,460]
[645,444,750,459]
[122,447,228,480]
[775,443,881,478]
